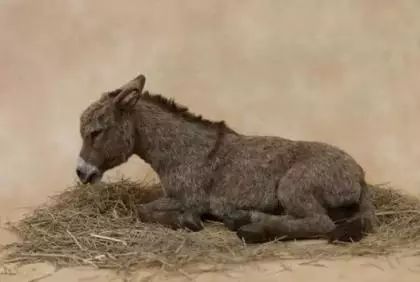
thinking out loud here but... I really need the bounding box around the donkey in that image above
[76,74,377,243]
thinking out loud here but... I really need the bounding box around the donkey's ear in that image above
[101,89,120,100]
[113,74,146,110]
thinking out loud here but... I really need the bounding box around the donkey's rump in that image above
[210,135,373,243]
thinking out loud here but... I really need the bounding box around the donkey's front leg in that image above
[137,197,203,231]
[223,210,252,231]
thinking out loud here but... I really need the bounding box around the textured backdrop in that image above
[1,0,419,220]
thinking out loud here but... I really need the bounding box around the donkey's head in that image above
[76,74,146,184]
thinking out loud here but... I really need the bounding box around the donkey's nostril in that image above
[76,168,85,180]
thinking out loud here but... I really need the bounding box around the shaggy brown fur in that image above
[77,74,378,244]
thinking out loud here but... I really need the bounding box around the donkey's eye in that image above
[90,130,103,141]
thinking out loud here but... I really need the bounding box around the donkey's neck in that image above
[132,99,220,173]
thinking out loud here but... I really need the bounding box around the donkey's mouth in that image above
[84,171,102,184]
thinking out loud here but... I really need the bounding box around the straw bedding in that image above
[2,180,420,270]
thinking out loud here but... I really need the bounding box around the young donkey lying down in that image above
[76,74,377,244]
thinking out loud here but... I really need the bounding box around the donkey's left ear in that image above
[113,74,146,110]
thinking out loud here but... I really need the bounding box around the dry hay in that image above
[2,180,420,271]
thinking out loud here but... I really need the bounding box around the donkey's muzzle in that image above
[76,157,101,184]
[76,168,99,184]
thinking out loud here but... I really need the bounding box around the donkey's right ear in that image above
[113,74,146,110]
[101,89,120,100]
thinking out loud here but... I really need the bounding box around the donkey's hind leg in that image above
[237,173,335,242]
[237,162,365,243]
[137,197,203,231]
[236,211,336,243]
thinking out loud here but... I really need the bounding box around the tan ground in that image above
[1,255,420,282]
[1,0,420,281]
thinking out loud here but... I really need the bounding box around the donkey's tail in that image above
[358,180,378,233]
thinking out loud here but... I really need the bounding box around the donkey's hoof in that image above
[237,223,270,244]
[180,212,204,232]
[223,210,251,231]
[136,204,148,221]
[328,217,363,243]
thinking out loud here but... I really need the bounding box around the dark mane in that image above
[141,91,237,135]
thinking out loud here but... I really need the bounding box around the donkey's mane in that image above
[141,91,237,135]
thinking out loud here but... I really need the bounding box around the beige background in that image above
[1,1,419,281]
